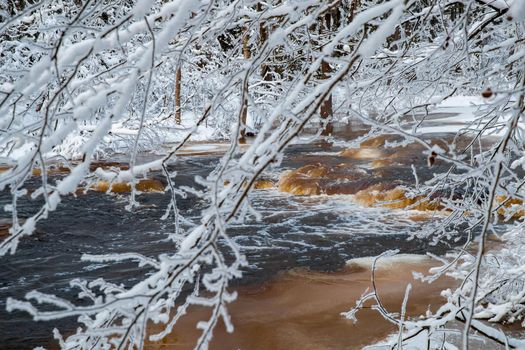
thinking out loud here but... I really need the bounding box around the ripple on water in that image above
[0,143,460,349]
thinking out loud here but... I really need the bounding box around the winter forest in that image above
[1,0,525,349]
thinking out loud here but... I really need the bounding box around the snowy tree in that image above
[1,0,525,349]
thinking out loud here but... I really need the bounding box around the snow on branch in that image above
[2,0,525,349]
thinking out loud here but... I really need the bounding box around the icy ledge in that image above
[346,254,430,270]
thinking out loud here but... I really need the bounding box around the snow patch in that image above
[346,254,430,270]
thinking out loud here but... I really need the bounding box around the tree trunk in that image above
[320,11,333,135]
[257,3,271,82]
[320,60,333,135]
[175,65,182,125]
[240,28,251,142]
[320,60,332,120]
[349,0,360,22]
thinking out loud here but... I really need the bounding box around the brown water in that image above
[146,259,451,349]
[0,120,514,349]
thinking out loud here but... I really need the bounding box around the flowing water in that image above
[0,123,473,349]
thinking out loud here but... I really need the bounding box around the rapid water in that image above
[0,127,461,349]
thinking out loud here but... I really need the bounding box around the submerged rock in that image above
[253,179,275,190]
[340,147,384,159]
[91,179,165,193]
[31,165,71,177]
[353,183,440,211]
[276,134,467,214]
[279,168,323,195]
[278,163,369,196]
[370,158,396,169]
[496,195,525,219]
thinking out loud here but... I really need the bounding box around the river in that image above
[0,123,472,349]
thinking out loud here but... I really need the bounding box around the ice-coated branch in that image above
[3,1,525,349]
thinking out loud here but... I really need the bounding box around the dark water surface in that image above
[0,130,460,349]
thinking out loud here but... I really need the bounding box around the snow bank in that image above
[346,254,430,270]
[404,95,525,136]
